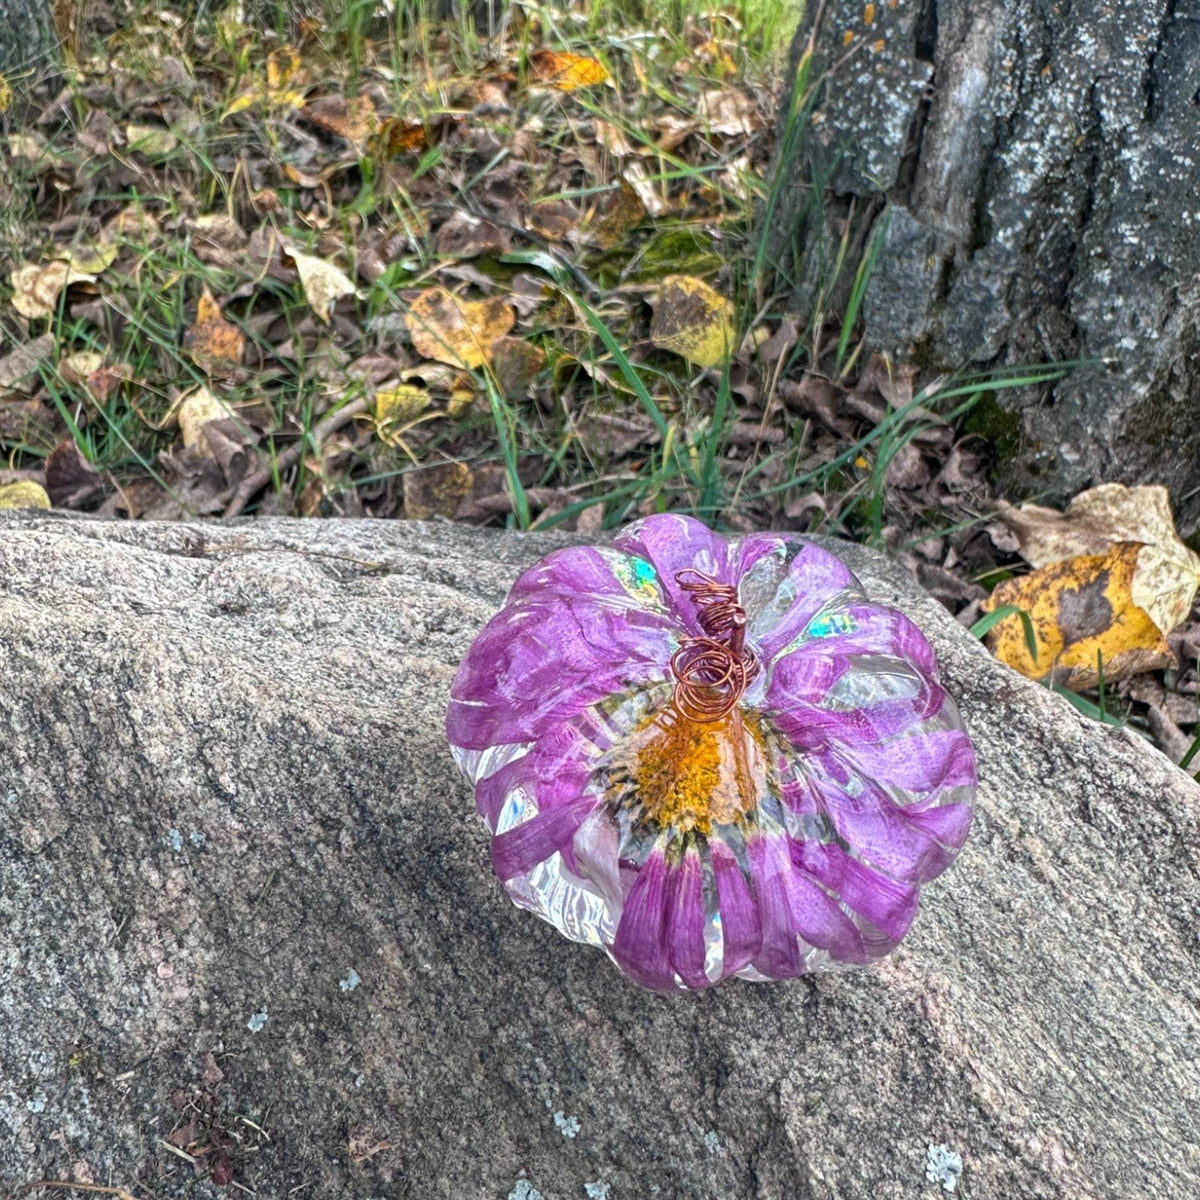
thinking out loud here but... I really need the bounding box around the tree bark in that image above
[774,1,1200,529]
[0,0,55,79]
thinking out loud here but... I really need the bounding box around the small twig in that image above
[223,396,369,518]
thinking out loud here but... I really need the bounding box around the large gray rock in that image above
[773,0,1200,529]
[0,513,1197,1200]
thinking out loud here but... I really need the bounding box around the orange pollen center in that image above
[613,702,773,836]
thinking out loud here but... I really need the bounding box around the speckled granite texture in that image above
[0,513,1197,1199]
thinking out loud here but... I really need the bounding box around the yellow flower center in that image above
[610,702,773,836]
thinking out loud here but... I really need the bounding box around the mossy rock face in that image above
[776,0,1200,533]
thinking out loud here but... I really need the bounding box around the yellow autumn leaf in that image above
[283,246,358,325]
[10,260,96,319]
[184,287,246,370]
[0,480,51,510]
[177,386,235,452]
[530,50,610,92]
[125,123,178,157]
[66,243,117,275]
[994,483,1200,637]
[404,288,515,369]
[983,542,1173,690]
[649,274,735,368]
[267,45,301,93]
[375,383,430,425]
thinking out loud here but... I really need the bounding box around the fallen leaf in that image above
[267,45,302,94]
[0,333,56,388]
[45,441,104,508]
[404,288,514,369]
[177,385,235,449]
[175,386,254,485]
[696,89,762,136]
[371,116,430,157]
[283,246,358,325]
[58,350,106,384]
[649,274,735,368]
[434,212,512,259]
[983,542,1174,689]
[0,480,51,510]
[994,483,1200,637]
[583,178,647,249]
[66,243,117,274]
[403,460,474,519]
[125,123,178,157]
[375,383,430,425]
[529,50,610,92]
[11,260,96,319]
[490,337,545,397]
[304,92,378,143]
[184,287,246,371]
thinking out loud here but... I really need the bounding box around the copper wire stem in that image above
[671,570,757,721]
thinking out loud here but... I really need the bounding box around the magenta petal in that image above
[738,539,862,659]
[792,840,919,949]
[837,728,977,795]
[446,593,673,751]
[665,849,710,989]
[796,770,972,884]
[506,544,662,609]
[749,836,866,971]
[711,840,761,977]
[746,836,801,977]
[613,514,733,633]
[491,794,600,882]
[474,724,595,828]
[611,849,676,991]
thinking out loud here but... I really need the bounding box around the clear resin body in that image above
[447,515,975,991]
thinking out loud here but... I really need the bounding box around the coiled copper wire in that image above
[671,570,757,721]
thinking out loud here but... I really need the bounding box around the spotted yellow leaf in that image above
[530,50,610,92]
[0,480,51,510]
[66,243,117,275]
[649,274,735,368]
[283,246,358,325]
[983,542,1174,689]
[994,483,1200,638]
[404,288,515,369]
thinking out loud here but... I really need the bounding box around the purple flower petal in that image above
[474,721,598,828]
[491,793,601,882]
[835,728,977,796]
[748,835,866,972]
[665,847,710,989]
[735,538,862,659]
[611,847,676,991]
[791,839,919,951]
[613,514,733,633]
[711,839,761,977]
[787,767,972,884]
[506,544,667,612]
[446,593,673,751]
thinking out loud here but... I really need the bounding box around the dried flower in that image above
[447,515,975,991]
